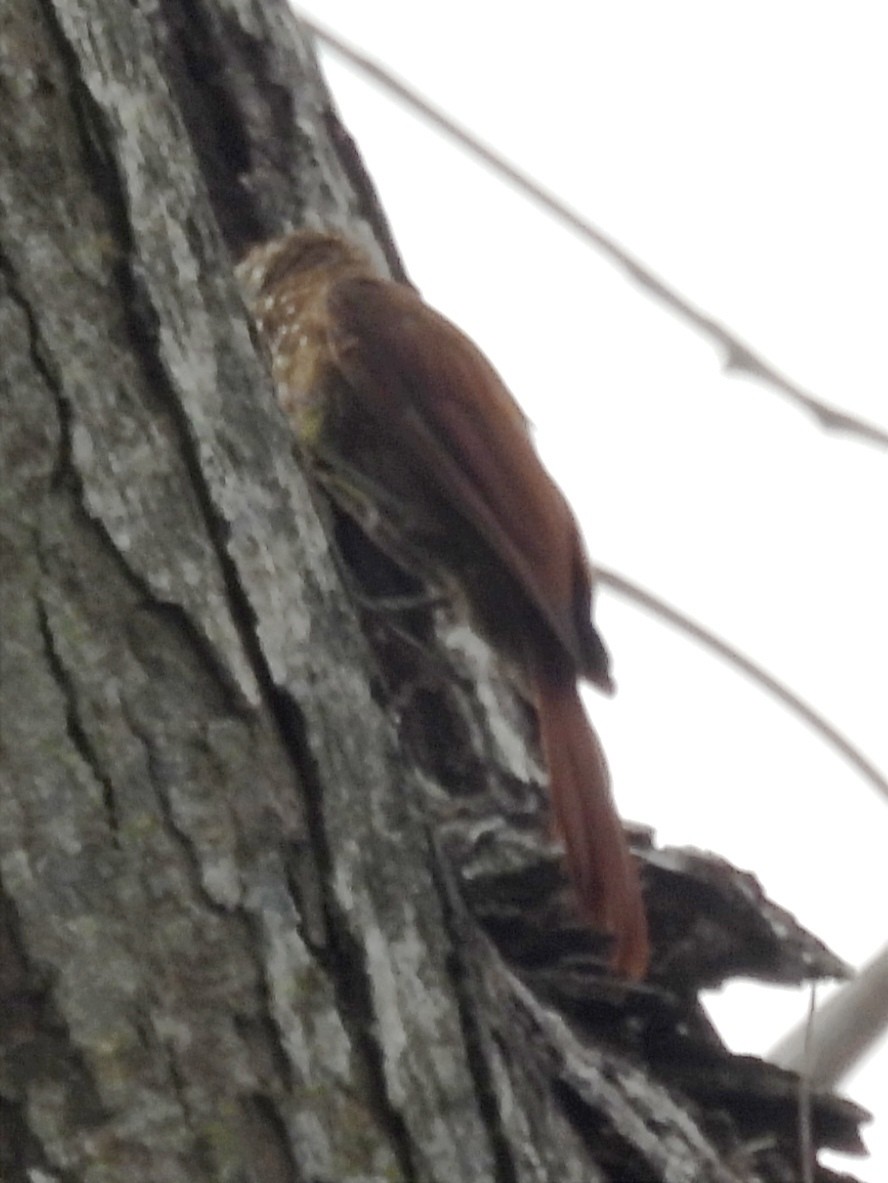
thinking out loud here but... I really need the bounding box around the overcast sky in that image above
[293,4,887,1175]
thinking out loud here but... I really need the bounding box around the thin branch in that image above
[771,943,888,1088]
[596,566,888,807]
[297,10,888,453]
[799,984,816,1183]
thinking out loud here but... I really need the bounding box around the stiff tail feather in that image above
[535,676,649,978]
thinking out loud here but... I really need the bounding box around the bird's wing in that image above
[328,275,610,687]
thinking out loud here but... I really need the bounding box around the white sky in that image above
[293,3,887,1176]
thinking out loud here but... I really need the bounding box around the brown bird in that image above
[238,230,648,978]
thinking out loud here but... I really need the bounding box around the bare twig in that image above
[596,566,888,807]
[799,984,817,1183]
[297,10,888,453]
[771,943,888,1088]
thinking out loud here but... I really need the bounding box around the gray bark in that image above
[0,1,869,1181]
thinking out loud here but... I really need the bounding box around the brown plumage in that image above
[238,230,648,978]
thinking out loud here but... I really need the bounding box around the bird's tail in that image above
[535,675,648,978]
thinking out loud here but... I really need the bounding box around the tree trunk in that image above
[0,2,868,1180]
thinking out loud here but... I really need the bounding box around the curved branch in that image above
[298,10,888,453]
[770,942,888,1088]
[596,566,888,806]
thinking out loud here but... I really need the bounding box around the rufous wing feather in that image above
[327,274,610,688]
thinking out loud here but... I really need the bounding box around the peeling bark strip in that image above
[0,1,870,1182]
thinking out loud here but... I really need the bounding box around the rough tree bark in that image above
[0,2,869,1181]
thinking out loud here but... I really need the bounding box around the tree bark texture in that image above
[0,2,869,1181]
